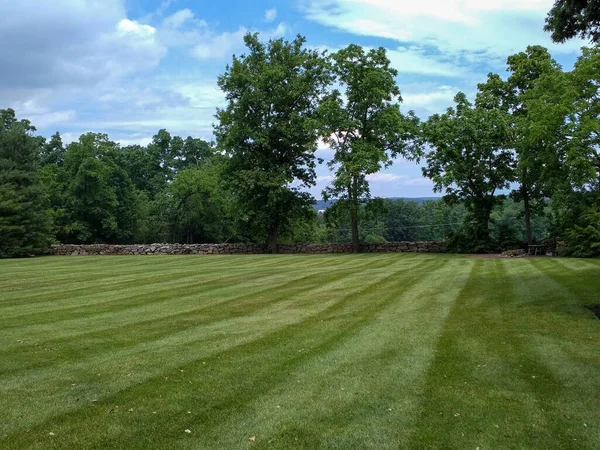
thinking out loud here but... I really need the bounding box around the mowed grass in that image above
[1,254,599,450]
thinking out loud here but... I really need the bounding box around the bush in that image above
[563,205,600,257]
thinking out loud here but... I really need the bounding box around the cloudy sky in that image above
[0,0,585,197]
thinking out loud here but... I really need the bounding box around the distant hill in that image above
[313,197,440,211]
[387,197,441,205]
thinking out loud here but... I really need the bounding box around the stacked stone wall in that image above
[48,241,444,256]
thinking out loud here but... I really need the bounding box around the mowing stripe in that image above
[2,254,598,450]
[0,256,436,436]
[1,257,444,444]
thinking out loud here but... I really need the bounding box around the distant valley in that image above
[312,197,441,211]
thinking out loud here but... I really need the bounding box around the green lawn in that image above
[1,254,599,449]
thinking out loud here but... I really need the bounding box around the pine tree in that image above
[0,109,53,257]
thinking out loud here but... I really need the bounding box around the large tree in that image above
[0,109,53,257]
[61,133,140,243]
[525,46,600,195]
[545,0,600,43]
[477,46,562,244]
[556,45,600,256]
[422,93,515,252]
[319,44,420,252]
[215,33,331,253]
[566,45,600,191]
[167,155,242,244]
[40,132,65,167]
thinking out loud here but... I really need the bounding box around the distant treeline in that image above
[318,197,550,249]
[1,34,599,257]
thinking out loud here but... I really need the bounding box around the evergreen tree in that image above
[0,109,53,257]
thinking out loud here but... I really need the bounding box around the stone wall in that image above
[48,241,444,256]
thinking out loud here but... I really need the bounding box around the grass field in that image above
[1,254,599,449]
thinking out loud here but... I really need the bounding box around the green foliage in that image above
[565,204,600,257]
[566,46,600,192]
[319,44,420,251]
[477,46,562,244]
[277,209,322,244]
[40,132,65,167]
[544,0,600,43]
[3,38,600,257]
[491,198,550,244]
[173,136,214,172]
[548,191,600,256]
[215,33,331,252]
[422,92,515,252]
[523,46,600,195]
[59,133,141,243]
[167,158,242,244]
[321,199,387,243]
[379,199,464,242]
[381,199,421,241]
[522,45,600,253]
[364,233,387,243]
[0,109,53,257]
[319,198,467,244]
[118,144,167,198]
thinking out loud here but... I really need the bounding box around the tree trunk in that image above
[472,199,493,252]
[595,158,600,191]
[267,226,279,254]
[522,186,533,245]
[350,207,359,253]
[350,176,360,253]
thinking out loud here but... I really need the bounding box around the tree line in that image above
[1,34,599,257]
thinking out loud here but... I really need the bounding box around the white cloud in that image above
[60,132,81,145]
[318,175,335,183]
[156,0,176,16]
[272,23,289,37]
[387,47,463,77]
[401,84,459,112]
[66,83,216,137]
[163,9,194,29]
[403,176,433,187]
[365,172,433,187]
[29,110,77,130]
[192,27,248,60]
[115,134,154,147]
[71,112,215,138]
[316,143,335,161]
[311,170,435,198]
[12,99,77,129]
[311,44,464,78]
[117,19,156,36]
[191,22,289,60]
[366,173,403,182]
[303,0,583,63]
[0,0,166,93]
[265,8,277,23]
[63,131,154,147]
[170,81,226,108]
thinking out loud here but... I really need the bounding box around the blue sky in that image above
[0,0,586,197]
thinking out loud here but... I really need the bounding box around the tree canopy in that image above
[0,109,53,257]
[215,33,332,253]
[477,46,562,244]
[422,92,515,252]
[545,0,600,43]
[1,34,600,257]
[319,44,420,251]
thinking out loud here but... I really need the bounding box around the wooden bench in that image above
[528,244,546,255]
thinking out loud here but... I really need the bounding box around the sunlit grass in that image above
[1,254,598,449]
